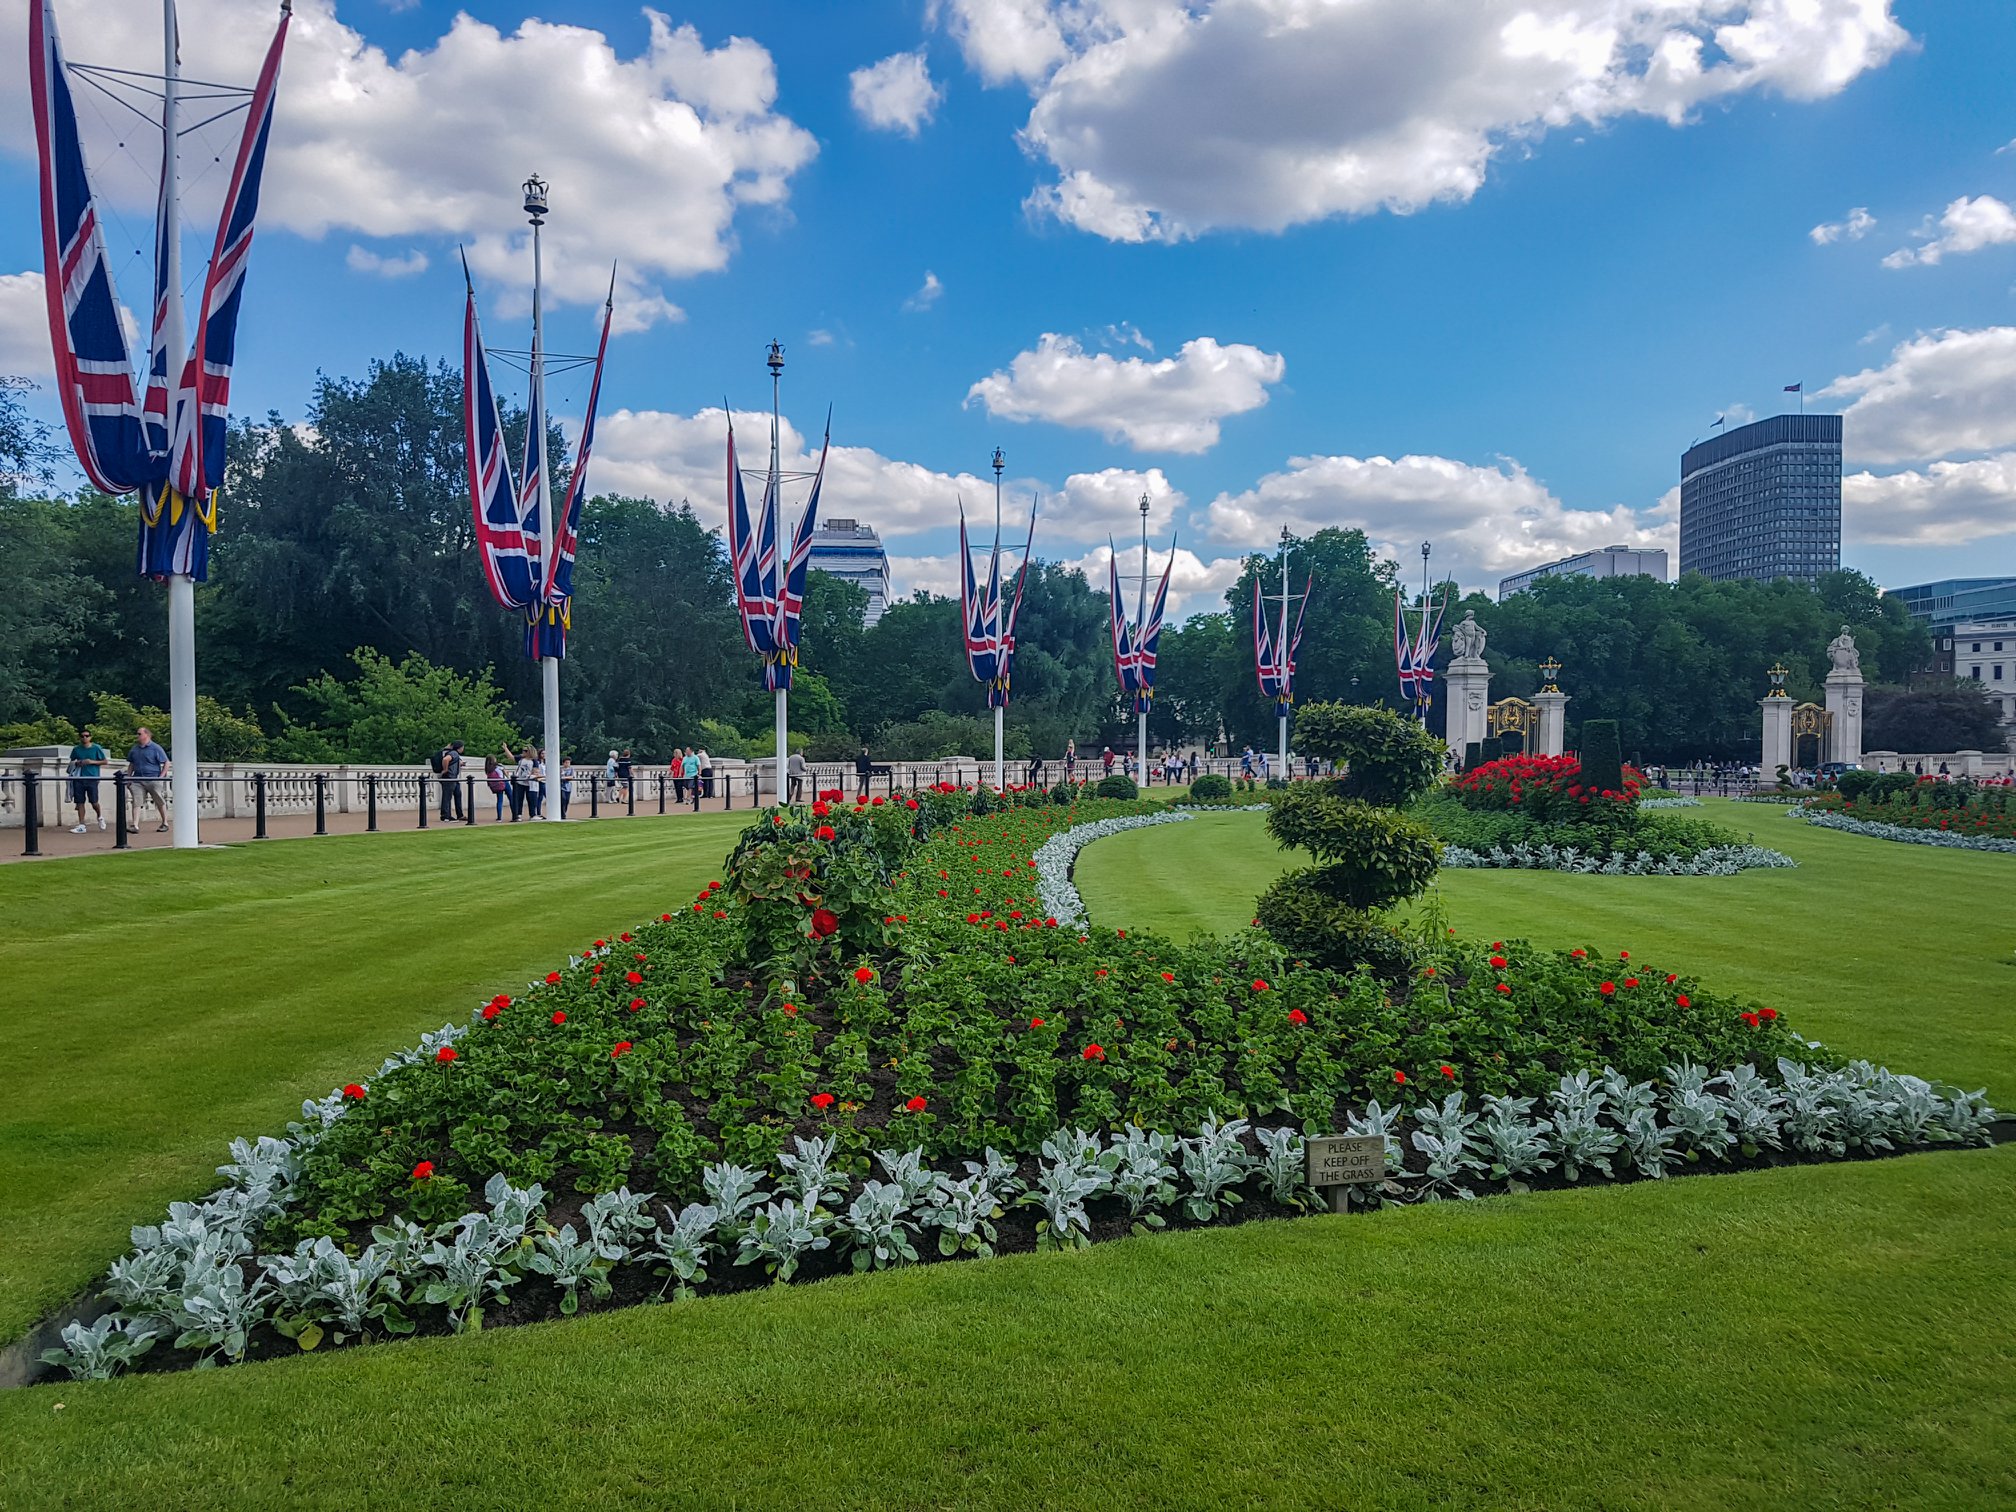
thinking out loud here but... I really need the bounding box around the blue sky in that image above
[5,0,2016,613]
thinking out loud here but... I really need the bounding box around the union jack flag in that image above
[962,504,1035,709]
[990,516,1034,711]
[726,419,777,657]
[462,282,534,612]
[31,0,290,582]
[1394,592,1420,698]
[764,427,827,692]
[1110,541,1174,714]
[542,279,614,616]
[1256,575,1311,717]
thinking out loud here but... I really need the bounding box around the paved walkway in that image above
[3,789,752,863]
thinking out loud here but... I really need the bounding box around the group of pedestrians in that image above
[65,727,172,835]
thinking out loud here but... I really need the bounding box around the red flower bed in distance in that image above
[1451,753,1642,823]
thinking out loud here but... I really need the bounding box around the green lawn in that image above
[3,798,2013,1510]
[0,814,741,1343]
[1078,799,2016,1094]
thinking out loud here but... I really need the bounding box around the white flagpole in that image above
[1136,492,1150,782]
[526,177,561,819]
[162,0,199,848]
[770,341,788,803]
[1276,526,1291,777]
[992,447,1005,791]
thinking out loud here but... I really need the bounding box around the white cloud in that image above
[806,328,836,346]
[1844,455,2016,546]
[966,333,1284,453]
[0,2,817,324]
[904,271,945,312]
[1058,541,1250,625]
[345,245,429,278]
[939,0,1910,242]
[850,50,944,136]
[1810,206,1875,244]
[1204,451,1673,591]
[1881,195,2016,268]
[1820,326,2016,463]
[0,272,53,378]
[1046,466,1187,543]
[591,405,998,541]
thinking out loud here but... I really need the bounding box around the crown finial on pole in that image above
[522,174,548,226]
[992,446,1005,480]
[767,339,785,379]
[1139,489,1151,519]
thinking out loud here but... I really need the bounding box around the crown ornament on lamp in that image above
[1538,655,1562,693]
[1766,661,1790,698]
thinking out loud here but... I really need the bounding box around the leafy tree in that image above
[272,649,519,763]
[1864,681,2008,753]
[85,692,265,760]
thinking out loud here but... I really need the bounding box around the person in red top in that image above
[1102,747,1115,775]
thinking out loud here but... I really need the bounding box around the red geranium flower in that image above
[411,1161,434,1181]
[626,970,643,986]
[1741,1011,1761,1027]
[544,971,562,985]
[629,997,647,1012]
[1161,971,1175,983]
[1252,979,1270,992]
[1287,1007,1308,1025]
[1619,951,1630,961]
[1570,948,1587,959]
[342,1083,366,1101]
[611,1041,633,1058]
[1665,974,1678,985]
[1598,981,1617,996]
[1083,1043,1106,1061]
[815,825,836,842]
[1031,1016,1045,1028]
[854,967,875,985]
[435,1045,457,1063]
[1393,1070,1408,1085]
[904,1095,928,1112]
[1495,982,1511,994]
[810,1092,835,1110]
[1675,993,1691,1008]
[810,908,839,938]
[1760,1007,1778,1021]
[811,800,829,817]
[782,1002,799,1016]
[1095,968,1109,978]
[551,1010,567,1025]
[481,1004,501,1021]
[1440,1064,1456,1079]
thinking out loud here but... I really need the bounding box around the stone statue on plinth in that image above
[1827,626,1860,674]
[1450,611,1486,661]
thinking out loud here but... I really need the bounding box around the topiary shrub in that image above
[1189,772,1233,801]
[1579,719,1623,795]
[1096,773,1139,799]
[1291,702,1446,807]
[1463,740,1482,773]
[1834,768,1879,801]
[1255,705,1440,977]
[1050,780,1076,805]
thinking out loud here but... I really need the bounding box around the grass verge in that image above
[0,814,741,1342]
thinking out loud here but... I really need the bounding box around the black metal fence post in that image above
[254,772,268,839]
[465,774,476,824]
[314,773,327,835]
[590,775,599,818]
[367,774,379,831]
[418,774,428,829]
[113,773,129,849]
[658,773,666,814]
[22,770,40,856]
[627,774,636,817]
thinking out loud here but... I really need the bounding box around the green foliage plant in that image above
[1579,720,1624,796]
[1096,774,1139,799]
[1292,702,1446,807]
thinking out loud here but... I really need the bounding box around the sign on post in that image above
[1306,1133,1387,1212]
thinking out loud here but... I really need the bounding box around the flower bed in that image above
[1790,805,2016,855]
[1441,842,1796,875]
[35,786,1992,1382]
[1032,810,1196,927]
[1639,796,1704,810]
[1796,783,2015,847]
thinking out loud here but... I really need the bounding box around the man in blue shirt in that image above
[126,727,171,834]
[68,729,108,833]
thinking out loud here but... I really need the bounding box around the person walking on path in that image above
[681,748,701,810]
[787,748,807,803]
[126,727,170,833]
[856,743,874,801]
[1064,739,1077,782]
[1029,752,1046,788]
[485,755,509,820]
[1101,746,1115,777]
[527,749,547,819]
[697,749,714,801]
[505,744,533,820]
[617,749,634,800]
[670,748,687,805]
[559,754,576,819]
[435,741,465,821]
[604,750,621,802]
[67,728,110,834]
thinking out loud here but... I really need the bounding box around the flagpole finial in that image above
[522,174,548,227]
[767,339,785,379]
[992,446,1005,480]
[1139,490,1151,519]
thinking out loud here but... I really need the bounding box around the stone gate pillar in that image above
[1823,626,1865,767]
[1443,658,1490,755]
[1533,691,1569,757]
[1760,696,1793,779]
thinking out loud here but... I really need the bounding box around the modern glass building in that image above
[807,517,892,625]
[1886,576,2016,629]
[1678,414,1841,585]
